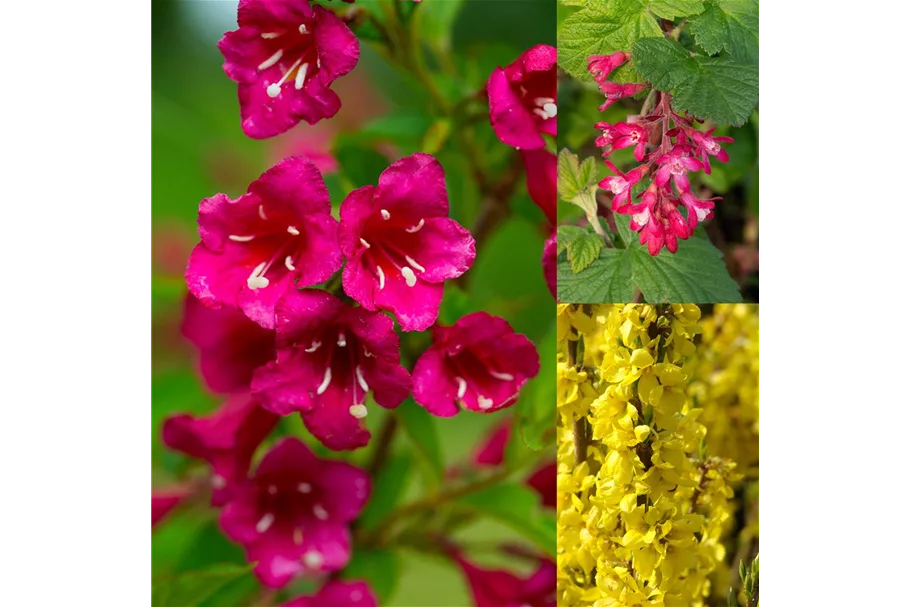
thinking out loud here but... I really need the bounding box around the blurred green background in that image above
[152,1,556,605]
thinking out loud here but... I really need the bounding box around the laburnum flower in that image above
[186,156,342,330]
[218,0,360,139]
[181,293,275,394]
[655,145,702,193]
[594,122,650,161]
[252,289,411,450]
[520,149,557,225]
[689,126,734,174]
[543,231,556,300]
[152,486,191,527]
[599,161,646,212]
[339,153,475,332]
[456,556,556,607]
[282,580,377,607]
[219,438,370,588]
[487,44,557,150]
[163,394,279,505]
[412,312,539,416]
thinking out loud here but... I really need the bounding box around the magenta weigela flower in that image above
[219,438,370,588]
[186,156,342,330]
[543,230,556,300]
[339,153,475,332]
[487,44,557,150]
[218,0,360,138]
[163,394,279,505]
[152,486,191,527]
[181,293,276,394]
[252,289,411,450]
[412,312,540,417]
[282,580,378,607]
[456,556,556,607]
[520,148,557,225]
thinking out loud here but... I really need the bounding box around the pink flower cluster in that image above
[588,52,733,255]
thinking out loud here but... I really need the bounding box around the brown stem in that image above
[368,414,398,476]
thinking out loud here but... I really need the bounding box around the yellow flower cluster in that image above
[557,304,742,607]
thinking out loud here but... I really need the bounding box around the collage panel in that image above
[556,304,759,606]
[152,1,557,606]
[555,1,759,304]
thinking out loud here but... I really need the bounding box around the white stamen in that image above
[247,261,270,290]
[284,255,296,272]
[405,255,426,273]
[695,207,710,221]
[258,204,267,220]
[229,234,255,242]
[377,266,385,290]
[406,219,425,233]
[489,370,515,381]
[266,56,303,98]
[261,32,281,39]
[359,238,371,249]
[363,347,374,358]
[337,332,347,347]
[255,513,275,533]
[349,404,368,419]
[287,225,300,235]
[313,504,329,520]
[303,550,324,569]
[534,96,555,106]
[294,528,304,545]
[317,367,332,395]
[478,395,494,410]
[316,57,321,69]
[298,482,312,493]
[294,62,309,90]
[401,266,417,287]
[267,484,278,495]
[380,209,391,220]
[355,366,369,392]
[267,83,282,98]
[543,102,557,118]
[304,341,321,353]
[211,474,227,489]
[533,108,550,120]
[299,23,309,34]
[456,377,467,399]
[258,49,284,71]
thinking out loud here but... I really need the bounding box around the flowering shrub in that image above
[555,1,759,303]
[152,0,556,605]
[556,303,759,606]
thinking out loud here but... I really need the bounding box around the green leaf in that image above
[358,451,413,530]
[341,548,401,604]
[558,0,663,82]
[645,0,705,19]
[152,564,252,607]
[632,37,695,90]
[396,398,445,485]
[334,140,390,189]
[566,232,604,273]
[513,323,556,453]
[454,484,556,556]
[689,0,759,62]
[557,148,599,203]
[421,118,452,155]
[419,0,466,51]
[557,248,634,302]
[556,225,589,253]
[629,237,742,302]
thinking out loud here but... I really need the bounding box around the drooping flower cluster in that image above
[588,53,733,255]
[557,304,740,606]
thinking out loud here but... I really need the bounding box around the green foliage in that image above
[333,138,390,190]
[557,149,599,204]
[454,484,557,556]
[358,452,413,530]
[397,399,446,486]
[152,564,252,607]
[645,0,705,20]
[690,0,759,62]
[558,225,603,273]
[342,548,401,604]
[512,322,557,453]
[557,248,634,302]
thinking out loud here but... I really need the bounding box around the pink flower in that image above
[594,121,615,148]
[598,82,647,111]
[282,580,377,607]
[181,293,275,394]
[630,192,690,256]
[456,556,556,607]
[219,438,370,589]
[655,146,702,193]
[598,162,645,212]
[599,122,649,161]
[680,190,720,230]
[252,290,411,451]
[487,45,557,150]
[690,127,734,174]
[152,486,191,527]
[339,153,475,332]
[543,231,556,300]
[412,312,539,417]
[218,0,359,139]
[527,463,557,509]
[587,51,630,83]
[163,394,279,506]
[520,149,557,225]
[186,156,342,330]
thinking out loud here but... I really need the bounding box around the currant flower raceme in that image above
[412,312,539,417]
[162,393,279,506]
[595,121,650,162]
[281,580,378,607]
[251,289,411,451]
[181,293,275,394]
[339,153,475,332]
[598,161,646,213]
[487,44,557,150]
[655,145,702,193]
[186,156,342,329]
[219,438,370,589]
[689,127,734,175]
[218,0,360,138]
